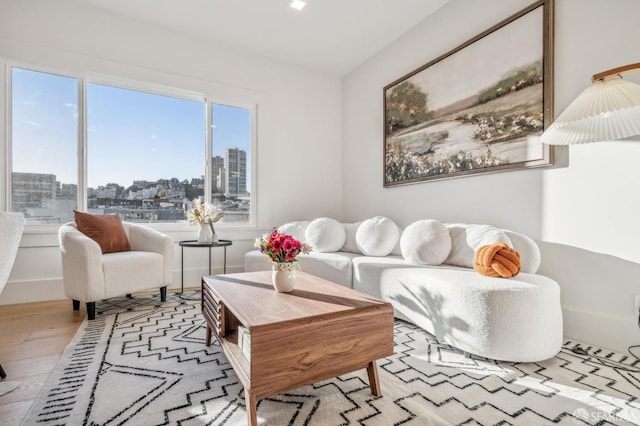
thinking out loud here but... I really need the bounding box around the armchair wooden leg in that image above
[0,362,6,379]
[86,302,96,320]
[160,286,167,302]
[72,299,80,311]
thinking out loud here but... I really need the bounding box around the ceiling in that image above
[73,0,450,75]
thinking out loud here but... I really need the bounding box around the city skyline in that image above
[12,168,251,224]
[16,147,250,198]
[87,148,249,195]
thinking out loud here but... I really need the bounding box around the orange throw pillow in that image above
[473,242,521,278]
[73,210,131,254]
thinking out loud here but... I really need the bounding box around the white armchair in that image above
[59,222,174,320]
[0,212,25,379]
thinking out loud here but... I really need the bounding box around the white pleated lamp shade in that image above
[540,77,640,145]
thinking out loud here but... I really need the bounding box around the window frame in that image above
[3,61,258,231]
[206,99,257,226]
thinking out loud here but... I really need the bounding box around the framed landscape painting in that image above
[384,0,554,187]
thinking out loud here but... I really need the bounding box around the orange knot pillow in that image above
[473,242,521,278]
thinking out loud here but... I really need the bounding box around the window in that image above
[7,66,255,225]
[210,103,252,223]
[10,68,79,224]
[86,83,205,222]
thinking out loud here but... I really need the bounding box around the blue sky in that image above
[12,67,251,191]
[12,68,78,184]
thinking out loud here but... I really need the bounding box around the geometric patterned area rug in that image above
[21,292,640,425]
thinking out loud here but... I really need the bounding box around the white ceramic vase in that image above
[197,223,212,243]
[271,262,296,292]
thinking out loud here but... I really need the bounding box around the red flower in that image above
[283,239,295,252]
[270,238,283,252]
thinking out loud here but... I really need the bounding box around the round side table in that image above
[179,239,232,294]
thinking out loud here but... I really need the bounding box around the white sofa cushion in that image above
[400,219,451,265]
[305,217,346,253]
[244,249,357,287]
[352,255,414,298]
[102,251,164,298]
[341,222,362,253]
[391,225,403,256]
[445,224,512,268]
[278,221,310,242]
[355,216,400,257]
[504,229,541,273]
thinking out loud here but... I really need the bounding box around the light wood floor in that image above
[0,299,84,425]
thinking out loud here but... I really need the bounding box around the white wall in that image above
[0,0,343,304]
[342,0,545,236]
[342,0,640,353]
[540,0,640,353]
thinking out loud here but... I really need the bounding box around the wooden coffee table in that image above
[201,271,394,426]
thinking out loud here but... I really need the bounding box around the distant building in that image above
[95,187,117,198]
[12,172,57,210]
[142,187,158,199]
[216,171,226,196]
[225,148,247,196]
[57,182,77,200]
[12,172,75,223]
[212,155,225,193]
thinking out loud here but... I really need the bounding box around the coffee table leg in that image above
[367,360,382,397]
[205,324,212,346]
[244,388,258,426]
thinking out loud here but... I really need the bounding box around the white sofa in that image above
[245,217,563,362]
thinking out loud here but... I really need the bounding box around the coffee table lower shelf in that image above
[202,272,394,426]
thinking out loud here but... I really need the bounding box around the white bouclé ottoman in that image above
[379,265,563,362]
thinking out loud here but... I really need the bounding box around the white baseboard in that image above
[0,278,66,305]
[0,264,245,305]
[562,306,640,354]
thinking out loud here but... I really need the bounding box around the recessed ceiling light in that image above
[288,0,306,11]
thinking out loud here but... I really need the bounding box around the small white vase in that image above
[208,223,219,243]
[197,223,212,243]
[271,262,296,292]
